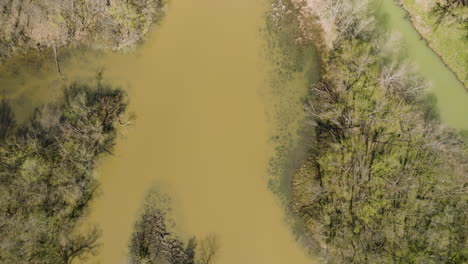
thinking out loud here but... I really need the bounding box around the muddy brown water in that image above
[0,0,317,262]
[79,0,318,263]
[83,1,468,261]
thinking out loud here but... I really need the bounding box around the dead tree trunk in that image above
[53,45,65,80]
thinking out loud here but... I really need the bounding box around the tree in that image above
[0,81,127,263]
[128,189,222,264]
[0,100,15,139]
[196,234,220,264]
[431,0,468,39]
[292,2,467,262]
[0,0,167,65]
[128,190,197,264]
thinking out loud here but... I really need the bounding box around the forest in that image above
[288,0,468,263]
[0,81,127,263]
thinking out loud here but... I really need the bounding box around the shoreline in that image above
[397,0,467,90]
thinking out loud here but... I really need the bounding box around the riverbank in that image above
[375,0,468,129]
[398,0,467,88]
[0,0,166,66]
[0,83,128,263]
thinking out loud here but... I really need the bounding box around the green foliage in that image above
[400,0,468,86]
[431,0,468,39]
[109,2,146,31]
[0,0,167,63]
[0,82,127,263]
[293,2,467,263]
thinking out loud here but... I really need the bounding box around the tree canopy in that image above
[290,1,468,263]
[0,82,127,263]
[128,189,219,264]
[0,0,167,63]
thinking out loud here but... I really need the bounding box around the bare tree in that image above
[0,0,167,64]
[63,226,101,264]
[196,234,220,264]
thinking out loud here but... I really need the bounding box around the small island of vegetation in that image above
[129,188,220,264]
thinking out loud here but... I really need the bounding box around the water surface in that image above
[76,0,318,263]
[377,0,468,130]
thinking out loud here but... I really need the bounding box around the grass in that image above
[400,0,468,87]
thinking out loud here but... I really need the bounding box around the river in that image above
[0,0,466,263]
[76,0,317,263]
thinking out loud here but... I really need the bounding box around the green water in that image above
[376,0,468,130]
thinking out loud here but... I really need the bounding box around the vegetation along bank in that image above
[272,0,468,263]
[0,1,169,263]
[0,81,127,263]
[0,0,166,66]
[398,0,467,87]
